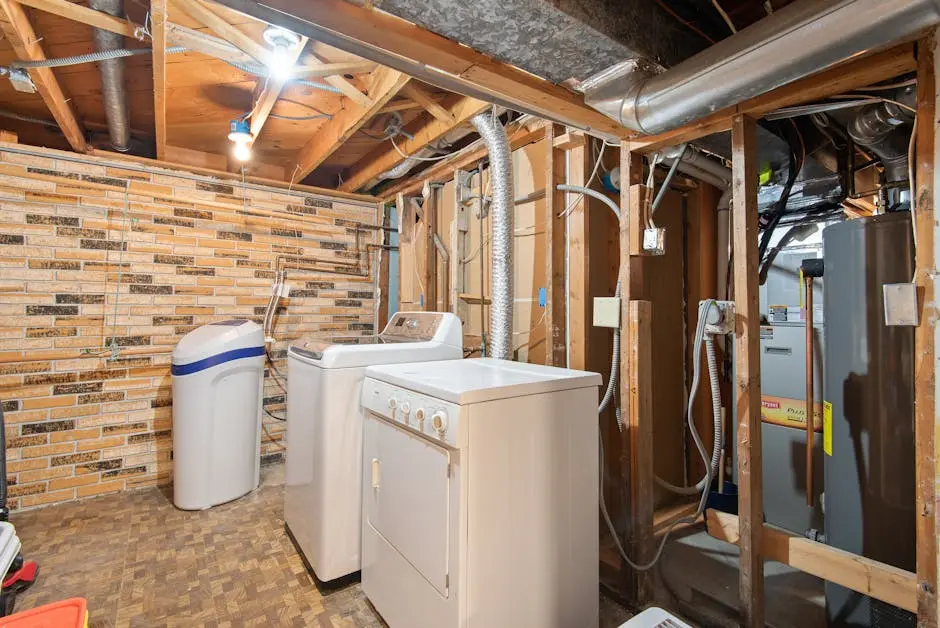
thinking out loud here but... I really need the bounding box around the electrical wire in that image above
[390,135,459,162]
[855,78,917,92]
[829,94,917,114]
[909,114,918,282]
[558,139,608,218]
[711,0,737,33]
[9,46,185,69]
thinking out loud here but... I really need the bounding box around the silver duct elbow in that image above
[470,111,514,361]
[847,100,915,185]
[582,0,940,135]
[89,0,130,152]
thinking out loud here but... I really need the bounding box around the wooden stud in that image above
[340,96,490,192]
[916,32,939,628]
[0,0,86,153]
[401,82,456,125]
[249,37,309,141]
[151,0,168,160]
[627,299,654,603]
[552,131,586,151]
[567,139,590,371]
[377,204,390,330]
[294,68,410,179]
[731,113,763,628]
[220,0,627,138]
[171,0,272,65]
[706,511,917,614]
[545,124,566,368]
[424,185,437,311]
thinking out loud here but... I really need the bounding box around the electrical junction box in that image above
[593,297,620,328]
[883,282,918,326]
[642,227,665,255]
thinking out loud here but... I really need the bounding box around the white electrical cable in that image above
[909,114,919,283]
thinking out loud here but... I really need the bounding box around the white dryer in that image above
[360,358,602,628]
[285,311,462,583]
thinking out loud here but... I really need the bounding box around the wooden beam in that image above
[249,36,308,141]
[311,53,373,109]
[400,82,456,125]
[151,0,168,160]
[16,0,137,36]
[424,185,437,310]
[915,32,939,628]
[0,0,85,152]
[731,114,763,627]
[567,139,590,371]
[545,124,566,368]
[627,299,654,603]
[293,60,376,78]
[380,119,545,200]
[211,0,627,138]
[630,44,916,153]
[706,511,917,614]
[618,148,649,603]
[552,131,586,151]
[166,22,254,64]
[171,0,271,65]
[340,96,490,193]
[294,67,409,180]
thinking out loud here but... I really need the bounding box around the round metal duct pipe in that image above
[89,0,130,152]
[585,0,940,135]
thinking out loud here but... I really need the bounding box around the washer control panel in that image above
[362,377,460,446]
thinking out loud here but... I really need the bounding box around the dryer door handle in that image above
[372,458,381,490]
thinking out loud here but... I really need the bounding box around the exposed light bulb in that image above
[268,45,294,82]
[233,141,252,162]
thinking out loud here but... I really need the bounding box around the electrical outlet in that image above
[593,297,621,328]
[643,227,666,255]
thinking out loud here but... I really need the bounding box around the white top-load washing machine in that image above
[360,358,602,628]
[285,311,462,582]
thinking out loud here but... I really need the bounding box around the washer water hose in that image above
[262,271,288,421]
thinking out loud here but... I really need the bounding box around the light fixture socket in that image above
[228,118,252,144]
[262,26,300,51]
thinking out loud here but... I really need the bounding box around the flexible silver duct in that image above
[471,111,513,360]
[581,0,940,134]
[89,0,130,152]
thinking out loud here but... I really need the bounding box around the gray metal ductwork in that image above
[581,0,940,135]
[470,111,514,360]
[847,87,916,186]
[89,0,130,152]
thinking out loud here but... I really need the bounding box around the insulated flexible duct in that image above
[89,0,130,152]
[471,111,513,360]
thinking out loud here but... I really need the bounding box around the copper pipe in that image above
[805,275,815,506]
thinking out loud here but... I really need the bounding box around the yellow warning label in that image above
[823,401,833,456]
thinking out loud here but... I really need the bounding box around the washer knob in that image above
[400,401,411,416]
[431,410,447,433]
[415,408,425,427]
[388,397,397,410]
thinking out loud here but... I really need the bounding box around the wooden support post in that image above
[396,193,416,307]
[618,146,651,604]
[424,185,437,311]
[916,32,939,628]
[731,114,764,627]
[377,204,390,330]
[151,0,167,160]
[450,169,471,323]
[545,124,567,368]
[568,139,590,370]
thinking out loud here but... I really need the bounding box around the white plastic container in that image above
[171,320,265,510]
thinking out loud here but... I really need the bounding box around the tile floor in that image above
[8,463,634,627]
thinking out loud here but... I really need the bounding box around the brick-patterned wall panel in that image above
[0,147,379,510]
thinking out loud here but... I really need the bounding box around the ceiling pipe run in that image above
[89,0,130,152]
[581,0,940,135]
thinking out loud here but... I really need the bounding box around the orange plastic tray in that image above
[0,598,88,627]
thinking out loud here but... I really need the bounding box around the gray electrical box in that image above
[823,213,915,628]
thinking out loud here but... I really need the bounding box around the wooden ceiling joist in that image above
[294,67,410,180]
[0,0,86,152]
[171,0,272,65]
[152,0,168,160]
[339,96,490,192]
[400,82,455,124]
[293,61,376,78]
[249,36,308,141]
[16,0,139,37]
[310,53,372,109]
[212,0,628,138]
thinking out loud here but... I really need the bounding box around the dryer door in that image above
[364,413,451,596]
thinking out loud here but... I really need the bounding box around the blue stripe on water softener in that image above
[171,346,265,376]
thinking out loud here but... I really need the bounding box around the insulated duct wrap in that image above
[471,111,513,360]
[89,0,130,152]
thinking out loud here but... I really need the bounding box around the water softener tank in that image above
[171,320,265,510]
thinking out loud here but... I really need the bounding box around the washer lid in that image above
[288,336,460,368]
[172,319,264,365]
[365,358,603,405]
